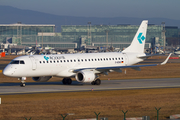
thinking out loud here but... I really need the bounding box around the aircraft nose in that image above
[3,67,13,77]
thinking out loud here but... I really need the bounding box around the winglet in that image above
[160,53,172,65]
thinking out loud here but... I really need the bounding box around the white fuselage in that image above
[3,20,149,85]
[3,52,144,78]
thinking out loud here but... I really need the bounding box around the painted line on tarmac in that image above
[103,85,180,90]
[1,85,180,95]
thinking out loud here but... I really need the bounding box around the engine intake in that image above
[75,70,95,83]
[32,76,52,82]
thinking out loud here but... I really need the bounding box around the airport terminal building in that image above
[0,22,178,50]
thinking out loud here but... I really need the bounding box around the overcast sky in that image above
[0,0,180,20]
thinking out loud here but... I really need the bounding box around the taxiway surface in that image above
[0,78,180,95]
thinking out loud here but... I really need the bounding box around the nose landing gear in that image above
[18,77,26,87]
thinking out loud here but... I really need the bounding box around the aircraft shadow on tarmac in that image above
[0,80,120,87]
[0,81,87,86]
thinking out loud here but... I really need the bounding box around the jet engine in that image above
[32,76,52,82]
[75,70,95,83]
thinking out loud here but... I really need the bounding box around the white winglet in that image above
[160,53,172,65]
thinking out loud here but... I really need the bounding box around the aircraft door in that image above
[77,57,81,65]
[30,56,37,70]
[123,53,128,66]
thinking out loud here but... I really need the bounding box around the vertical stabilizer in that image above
[123,20,148,53]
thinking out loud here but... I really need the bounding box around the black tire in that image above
[67,78,72,85]
[62,78,72,85]
[62,78,67,85]
[20,83,25,87]
[95,79,101,85]
[91,81,95,85]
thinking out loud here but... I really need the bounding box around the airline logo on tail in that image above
[137,33,145,44]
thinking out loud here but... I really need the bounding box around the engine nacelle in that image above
[75,70,95,83]
[32,76,52,82]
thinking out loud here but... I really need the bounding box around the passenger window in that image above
[101,58,102,61]
[78,59,80,62]
[95,59,97,61]
[119,58,120,60]
[43,61,45,63]
[112,58,114,60]
[57,61,59,63]
[67,60,69,62]
[81,59,83,62]
[60,60,62,62]
[64,60,66,62]
[85,59,87,61]
[104,58,105,61]
[109,58,111,60]
[89,59,90,61]
[39,61,41,64]
[122,57,123,60]
[50,61,52,63]
[98,59,100,61]
[70,60,72,62]
[115,58,117,60]
[20,61,25,64]
[106,58,108,60]
[74,60,76,62]
[47,61,48,63]
[92,59,93,61]
[54,61,56,63]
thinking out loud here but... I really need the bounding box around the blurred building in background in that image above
[0,22,179,52]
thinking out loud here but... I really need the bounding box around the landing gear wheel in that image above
[20,83,25,87]
[91,81,95,85]
[67,78,72,85]
[95,79,101,85]
[91,79,101,85]
[62,78,66,85]
[18,77,26,87]
[62,78,72,85]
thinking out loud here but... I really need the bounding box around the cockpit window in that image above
[10,60,25,64]
[10,60,19,64]
[20,61,25,64]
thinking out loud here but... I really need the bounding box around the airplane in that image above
[174,48,180,56]
[3,20,172,87]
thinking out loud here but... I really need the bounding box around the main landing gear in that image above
[62,78,101,85]
[18,77,26,87]
[91,78,101,85]
[62,78,72,85]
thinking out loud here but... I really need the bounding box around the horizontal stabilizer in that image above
[137,54,159,59]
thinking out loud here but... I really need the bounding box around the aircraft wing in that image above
[72,53,172,73]
[97,53,172,71]
[95,64,157,71]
